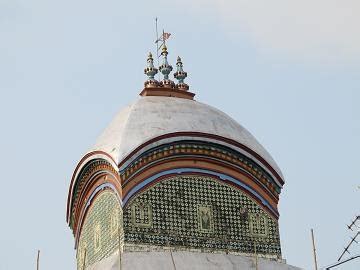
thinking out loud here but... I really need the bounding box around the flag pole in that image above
[155,17,160,80]
[311,229,319,270]
[36,250,40,270]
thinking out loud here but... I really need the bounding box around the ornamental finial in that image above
[161,44,169,57]
[139,25,195,100]
[159,44,175,88]
[144,52,159,88]
[174,56,189,91]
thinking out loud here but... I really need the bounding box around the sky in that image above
[0,0,359,269]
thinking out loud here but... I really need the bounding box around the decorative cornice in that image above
[120,141,281,195]
[117,132,284,186]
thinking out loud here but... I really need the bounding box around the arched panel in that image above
[77,190,123,270]
[123,175,281,258]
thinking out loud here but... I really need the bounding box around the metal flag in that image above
[156,31,171,44]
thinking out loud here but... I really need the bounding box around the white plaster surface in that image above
[87,251,302,270]
[91,96,283,179]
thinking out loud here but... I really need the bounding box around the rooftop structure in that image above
[66,39,301,270]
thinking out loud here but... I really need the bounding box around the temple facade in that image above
[66,45,301,269]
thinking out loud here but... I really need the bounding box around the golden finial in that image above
[161,44,168,56]
[159,43,173,87]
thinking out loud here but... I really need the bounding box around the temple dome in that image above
[91,96,283,180]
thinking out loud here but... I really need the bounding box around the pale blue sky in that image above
[1,0,360,269]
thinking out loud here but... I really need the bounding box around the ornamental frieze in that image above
[120,142,281,196]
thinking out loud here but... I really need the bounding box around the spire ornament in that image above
[139,29,195,100]
[158,45,175,88]
[174,56,189,91]
[144,52,159,88]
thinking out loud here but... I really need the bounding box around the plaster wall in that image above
[87,251,302,270]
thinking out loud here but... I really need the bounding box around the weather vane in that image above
[154,18,171,70]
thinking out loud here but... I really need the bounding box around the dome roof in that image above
[91,96,283,180]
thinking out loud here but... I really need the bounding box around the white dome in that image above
[91,96,283,180]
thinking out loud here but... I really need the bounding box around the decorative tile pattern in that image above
[131,202,153,228]
[77,241,87,270]
[77,190,123,269]
[249,213,268,238]
[94,223,102,253]
[123,175,281,257]
[110,208,120,237]
[197,205,214,233]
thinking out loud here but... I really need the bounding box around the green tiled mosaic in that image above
[123,175,281,257]
[77,190,123,269]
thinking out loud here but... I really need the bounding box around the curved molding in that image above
[117,132,284,186]
[67,151,118,222]
[120,141,282,197]
[67,135,284,229]
[68,159,121,232]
